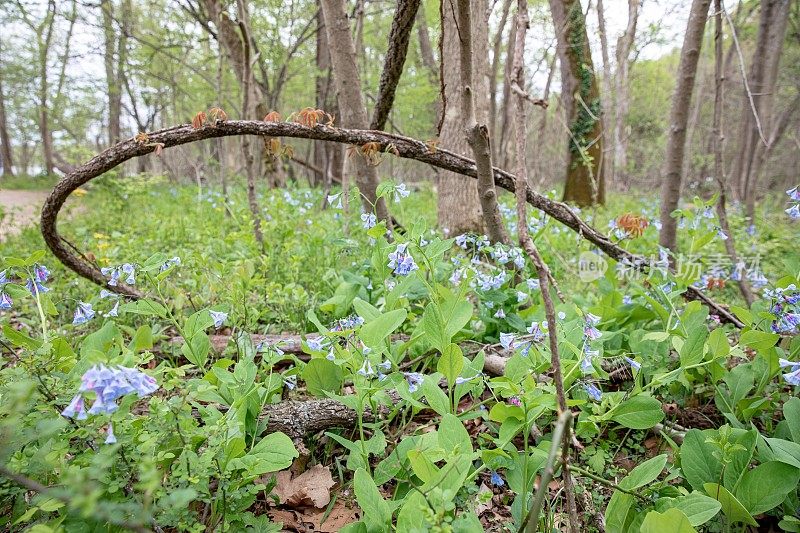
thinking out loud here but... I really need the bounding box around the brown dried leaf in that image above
[303,501,359,532]
[134,132,149,144]
[273,465,335,509]
[264,110,282,122]
[154,143,164,157]
[191,111,207,129]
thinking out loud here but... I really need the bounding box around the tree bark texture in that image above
[657,0,711,252]
[0,57,14,177]
[549,0,605,206]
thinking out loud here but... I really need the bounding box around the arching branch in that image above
[40,119,742,327]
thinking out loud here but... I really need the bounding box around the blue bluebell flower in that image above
[746,224,756,236]
[557,311,566,320]
[357,360,375,377]
[61,394,87,420]
[527,322,546,343]
[392,183,410,202]
[403,372,424,393]
[583,383,603,401]
[107,301,119,318]
[378,360,392,372]
[387,243,419,276]
[73,302,95,325]
[0,292,11,310]
[209,310,227,328]
[105,423,117,444]
[307,336,326,351]
[787,186,800,202]
[622,295,633,305]
[361,212,377,229]
[284,375,297,390]
[580,356,594,375]
[121,263,135,284]
[499,332,516,350]
[494,308,506,319]
[516,291,527,303]
[455,374,481,385]
[160,256,181,272]
[450,268,466,286]
[26,278,49,295]
[786,204,800,220]
[490,471,505,487]
[716,228,728,241]
[527,278,540,291]
[327,193,342,209]
[33,264,50,283]
[624,357,641,371]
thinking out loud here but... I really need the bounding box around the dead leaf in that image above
[475,483,493,516]
[268,509,300,530]
[303,501,359,532]
[273,465,336,509]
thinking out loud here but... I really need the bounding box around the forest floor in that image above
[0,190,52,241]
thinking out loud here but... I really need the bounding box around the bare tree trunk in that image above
[0,55,14,178]
[456,0,509,245]
[549,0,605,206]
[489,0,513,158]
[657,0,711,252]
[36,0,57,175]
[497,14,518,170]
[596,0,615,186]
[101,0,126,146]
[737,0,789,220]
[614,0,639,181]
[711,0,754,306]
[320,0,389,222]
[313,5,330,188]
[437,0,489,236]
[371,0,421,131]
[415,6,442,130]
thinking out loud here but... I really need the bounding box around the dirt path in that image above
[0,190,52,242]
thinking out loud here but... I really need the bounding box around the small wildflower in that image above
[0,292,11,310]
[361,212,377,229]
[33,264,50,283]
[787,186,800,202]
[557,311,566,320]
[378,360,392,371]
[160,256,181,272]
[716,228,728,241]
[387,243,419,276]
[580,356,594,375]
[403,372,424,393]
[499,332,516,350]
[786,204,800,220]
[26,278,49,295]
[527,322,546,342]
[508,396,521,407]
[61,394,87,420]
[494,308,506,319]
[107,300,120,317]
[121,263,135,284]
[583,383,603,401]
[209,310,227,328]
[105,423,117,445]
[393,183,410,202]
[357,360,375,377]
[624,357,641,371]
[327,193,343,209]
[490,471,505,487]
[516,291,527,303]
[72,302,95,325]
[622,295,633,305]
[307,336,326,351]
[326,348,336,361]
[527,279,540,291]
[455,374,481,385]
[784,366,800,386]
[284,375,297,390]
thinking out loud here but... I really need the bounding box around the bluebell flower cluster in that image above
[786,186,800,220]
[209,310,227,328]
[361,212,377,229]
[764,285,800,334]
[160,256,181,272]
[62,364,159,443]
[392,183,410,203]
[779,358,800,386]
[101,263,135,286]
[27,264,51,295]
[403,372,424,393]
[72,301,96,325]
[0,270,11,310]
[387,243,419,276]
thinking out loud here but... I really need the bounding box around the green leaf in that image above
[119,299,168,318]
[352,297,381,322]
[739,330,779,351]
[420,375,450,416]
[672,492,721,526]
[604,492,635,533]
[129,325,153,352]
[640,508,696,533]
[611,395,664,429]
[302,358,343,397]
[359,309,407,352]
[703,483,757,526]
[680,430,722,491]
[764,437,800,469]
[2,283,29,298]
[619,454,668,490]
[680,325,708,366]
[706,327,729,358]
[784,397,800,443]
[354,469,391,532]
[438,413,472,457]
[437,343,464,386]
[80,321,121,359]
[407,449,438,483]
[228,432,298,476]
[736,461,800,515]
[2,324,40,350]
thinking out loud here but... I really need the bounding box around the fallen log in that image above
[40,120,742,326]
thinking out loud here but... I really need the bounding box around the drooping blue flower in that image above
[490,470,505,487]
[786,204,800,220]
[527,322,546,343]
[784,366,800,386]
[357,360,375,378]
[580,356,594,375]
[716,228,728,241]
[33,264,50,283]
[787,186,800,202]
[307,336,326,351]
[101,266,122,286]
[455,374,481,385]
[61,394,87,420]
[209,310,227,328]
[622,295,633,305]
[0,292,11,310]
[387,243,419,276]
[393,183,410,202]
[745,224,756,236]
[284,375,297,390]
[516,291,527,303]
[494,308,506,319]
[583,383,603,401]
[327,193,342,209]
[26,278,49,295]
[361,212,377,229]
[72,302,95,325]
[527,278,540,291]
[499,332,516,350]
[403,372,424,393]
[106,300,119,317]
[624,357,641,371]
[160,256,181,272]
[0,270,7,284]
[105,423,117,444]
[121,263,135,285]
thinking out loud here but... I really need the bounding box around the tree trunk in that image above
[596,0,615,186]
[657,0,711,252]
[101,0,125,146]
[497,14,517,170]
[0,60,14,177]
[489,0,513,159]
[415,6,441,129]
[736,0,789,220]
[437,0,488,236]
[314,5,331,187]
[549,0,605,206]
[38,0,57,175]
[614,0,639,181]
[320,0,389,222]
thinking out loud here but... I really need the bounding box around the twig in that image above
[570,465,649,502]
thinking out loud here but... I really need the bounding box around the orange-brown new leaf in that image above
[191,111,207,129]
[264,111,282,122]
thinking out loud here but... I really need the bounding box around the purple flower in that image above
[508,396,521,407]
[403,372,424,393]
[622,295,633,305]
[580,356,594,375]
[361,212,377,229]
[0,292,11,310]
[527,279,540,291]
[121,263,135,285]
[0,270,7,284]
[33,264,50,283]
[527,322,546,343]
[307,336,326,351]
[61,394,87,420]
[787,186,800,202]
[209,310,227,328]
[490,471,505,487]
[160,257,181,272]
[387,243,419,276]
[786,204,800,220]
[72,302,95,325]
[584,326,602,341]
[101,266,121,286]
[26,278,49,295]
[585,313,601,326]
[583,383,602,401]
[785,366,800,386]
[494,308,506,319]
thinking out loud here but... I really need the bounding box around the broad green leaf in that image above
[640,508,696,533]
[228,432,297,476]
[739,330,779,351]
[784,397,800,443]
[302,358,343,397]
[604,492,635,533]
[420,375,450,416]
[736,461,800,515]
[437,343,464,386]
[359,309,407,352]
[764,437,800,469]
[407,449,438,483]
[619,454,668,490]
[352,297,381,322]
[120,299,168,318]
[703,483,757,526]
[672,492,722,526]
[354,469,391,532]
[611,395,664,429]
[438,413,472,457]
[680,325,708,366]
[680,430,722,491]
[706,327,729,358]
